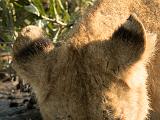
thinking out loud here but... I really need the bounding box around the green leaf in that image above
[24,4,40,16]
[32,0,45,16]
[49,0,55,17]
[53,0,60,21]
[57,0,64,10]
[1,0,14,30]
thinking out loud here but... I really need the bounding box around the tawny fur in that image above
[12,0,159,120]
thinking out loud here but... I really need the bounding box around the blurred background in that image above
[0,0,94,119]
[0,0,95,69]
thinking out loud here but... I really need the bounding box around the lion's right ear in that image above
[110,14,155,66]
[13,25,54,62]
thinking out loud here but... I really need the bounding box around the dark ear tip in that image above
[13,26,46,53]
[127,13,142,28]
[124,13,146,36]
[127,13,138,21]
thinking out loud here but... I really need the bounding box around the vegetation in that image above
[0,0,94,69]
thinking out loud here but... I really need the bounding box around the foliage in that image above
[0,0,94,69]
[0,0,94,44]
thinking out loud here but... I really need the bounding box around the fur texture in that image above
[12,0,159,120]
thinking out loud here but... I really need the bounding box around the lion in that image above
[12,0,160,119]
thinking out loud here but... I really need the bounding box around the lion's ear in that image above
[111,14,147,66]
[123,14,146,36]
[13,25,54,62]
[110,14,156,68]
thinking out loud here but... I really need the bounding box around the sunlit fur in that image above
[12,0,159,120]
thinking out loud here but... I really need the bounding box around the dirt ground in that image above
[0,71,42,120]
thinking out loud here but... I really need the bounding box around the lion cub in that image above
[12,13,156,120]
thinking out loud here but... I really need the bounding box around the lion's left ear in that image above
[125,14,157,63]
[123,13,146,38]
[111,14,156,66]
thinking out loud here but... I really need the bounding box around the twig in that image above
[41,15,67,26]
